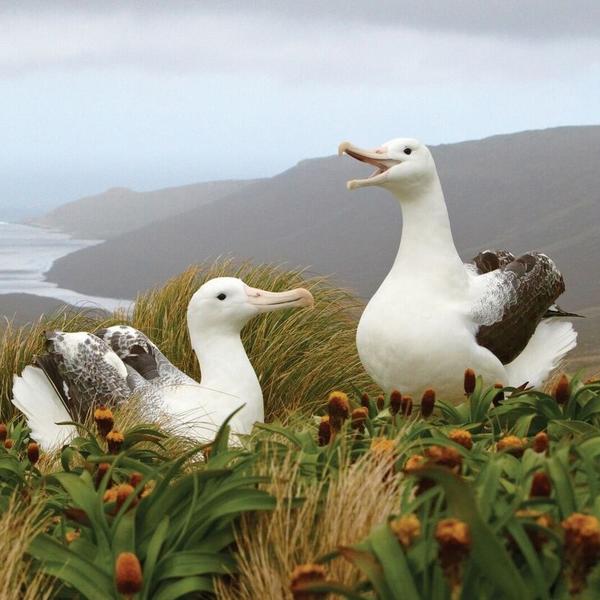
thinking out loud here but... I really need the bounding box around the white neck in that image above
[387,174,467,289]
[188,323,264,422]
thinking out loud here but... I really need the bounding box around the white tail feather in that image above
[11,366,76,451]
[505,320,577,388]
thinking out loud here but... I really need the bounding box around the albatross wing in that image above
[469,250,571,364]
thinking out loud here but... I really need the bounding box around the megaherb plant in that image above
[0,409,276,599]
[276,374,600,600]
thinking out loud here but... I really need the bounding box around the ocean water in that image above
[0,222,132,312]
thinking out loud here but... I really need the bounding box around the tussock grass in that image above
[216,444,406,599]
[0,494,55,599]
[130,260,372,420]
[1,260,372,422]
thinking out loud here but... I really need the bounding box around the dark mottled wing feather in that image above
[470,251,565,364]
[43,331,131,420]
[97,326,194,386]
[97,326,160,381]
[472,249,515,273]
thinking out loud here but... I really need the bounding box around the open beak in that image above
[245,285,314,312]
[338,141,401,190]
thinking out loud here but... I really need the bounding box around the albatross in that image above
[12,277,314,450]
[339,137,578,401]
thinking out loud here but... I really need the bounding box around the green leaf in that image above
[152,576,214,600]
[369,523,420,600]
[28,534,113,600]
[416,466,530,600]
[339,546,395,600]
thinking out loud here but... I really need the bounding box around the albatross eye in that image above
[217,293,227,301]
[403,148,412,155]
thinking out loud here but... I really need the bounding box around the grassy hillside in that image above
[0,261,371,422]
[1,262,600,598]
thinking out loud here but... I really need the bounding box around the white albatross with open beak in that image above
[339,137,577,401]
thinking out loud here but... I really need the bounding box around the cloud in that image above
[3,1,600,40]
[1,4,598,84]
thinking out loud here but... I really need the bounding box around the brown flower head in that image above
[425,445,463,470]
[530,471,552,498]
[26,442,40,465]
[449,429,473,450]
[370,437,396,457]
[129,472,144,490]
[115,552,143,595]
[317,416,331,446]
[403,454,426,474]
[327,391,350,431]
[497,435,525,457]
[376,394,385,411]
[389,390,402,416]
[104,483,137,514]
[420,388,436,418]
[0,423,7,442]
[562,513,600,594]
[290,563,327,600]
[391,514,421,548]
[65,530,80,544]
[94,405,114,437]
[94,462,112,489]
[107,430,125,454]
[463,368,476,395]
[533,431,549,454]
[436,518,471,592]
[360,392,370,409]
[401,395,413,417]
[554,374,570,405]
[351,407,369,433]
[3,439,14,449]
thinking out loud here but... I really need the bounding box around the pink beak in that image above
[244,285,314,312]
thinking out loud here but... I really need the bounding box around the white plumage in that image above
[12,277,313,450]
[340,137,577,400]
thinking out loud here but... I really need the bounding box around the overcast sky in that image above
[1,1,599,217]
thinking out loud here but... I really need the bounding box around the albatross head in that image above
[187,277,314,334]
[339,137,437,195]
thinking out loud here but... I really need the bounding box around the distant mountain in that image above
[30,180,255,239]
[45,126,600,356]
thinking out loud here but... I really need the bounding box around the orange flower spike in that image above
[360,392,371,409]
[27,442,40,465]
[533,431,549,454]
[420,388,436,418]
[562,513,600,594]
[391,514,421,548]
[115,552,143,596]
[530,472,552,498]
[404,454,425,474]
[317,416,331,446]
[327,391,350,432]
[463,368,476,395]
[351,407,369,433]
[3,439,14,449]
[0,423,7,442]
[401,395,413,417]
[94,405,114,437]
[106,430,125,454]
[554,374,570,405]
[376,394,385,411]
[389,390,402,416]
[94,462,112,489]
[449,429,473,450]
[497,435,525,458]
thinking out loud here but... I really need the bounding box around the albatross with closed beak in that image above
[12,277,314,449]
